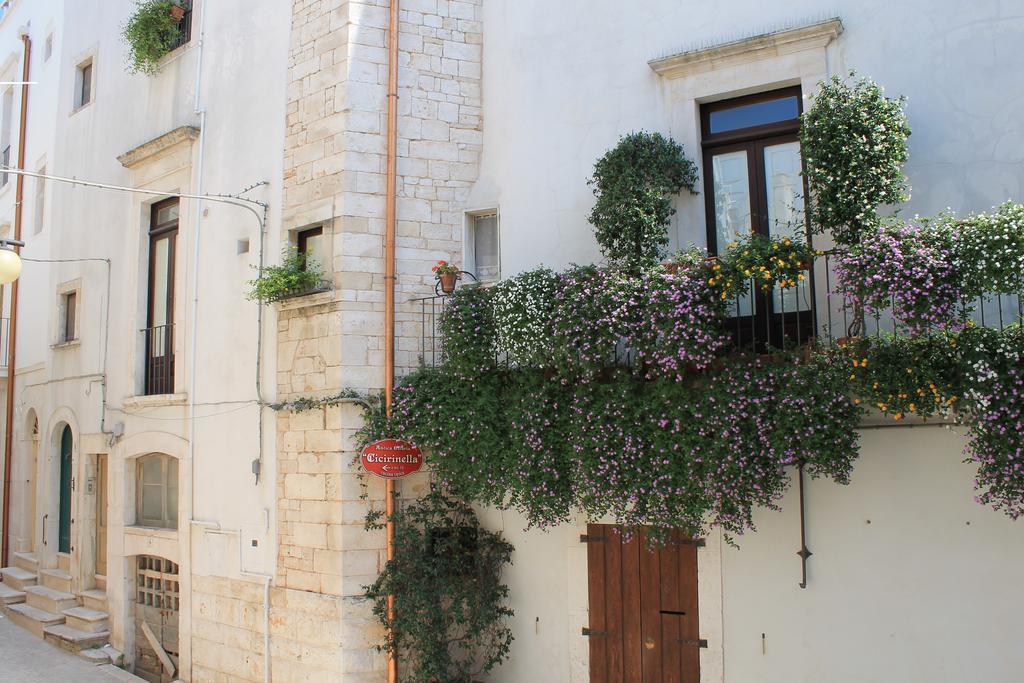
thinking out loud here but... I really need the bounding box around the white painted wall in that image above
[470,2,1024,681]
[0,0,289,675]
[474,0,1024,276]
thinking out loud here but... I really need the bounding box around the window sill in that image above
[122,393,188,411]
[51,339,80,350]
[272,287,336,311]
[157,40,194,71]
[69,100,94,117]
[125,525,178,540]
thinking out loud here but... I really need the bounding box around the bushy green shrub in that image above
[121,1,187,75]
[588,132,698,270]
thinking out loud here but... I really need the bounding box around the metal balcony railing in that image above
[142,323,174,395]
[412,253,1023,369]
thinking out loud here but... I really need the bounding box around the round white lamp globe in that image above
[0,248,22,285]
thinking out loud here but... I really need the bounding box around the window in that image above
[136,454,178,529]
[44,33,53,62]
[33,165,44,233]
[0,88,12,187]
[60,291,76,342]
[701,86,813,349]
[467,212,499,282]
[296,226,325,272]
[74,60,92,109]
[144,199,177,395]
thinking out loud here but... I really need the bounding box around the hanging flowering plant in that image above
[438,286,497,376]
[491,267,558,368]
[714,233,815,294]
[630,261,732,380]
[834,219,964,335]
[953,202,1024,299]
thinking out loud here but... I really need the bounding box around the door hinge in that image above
[71,476,75,491]
[579,534,605,543]
[678,638,708,648]
[582,627,607,637]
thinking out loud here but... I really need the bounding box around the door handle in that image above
[42,513,48,545]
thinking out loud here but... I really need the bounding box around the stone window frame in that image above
[53,278,82,348]
[288,218,334,277]
[647,18,843,251]
[70,45,98,115]
[134,453,179,530]
[463,208,500,283]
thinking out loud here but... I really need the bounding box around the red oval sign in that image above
[360,439,424,479]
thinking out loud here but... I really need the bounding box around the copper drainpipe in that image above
[383,0,400,681]
[2,34,31,568]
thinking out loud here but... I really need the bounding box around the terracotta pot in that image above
[797,259,812,271]
[439,272,458,294]
[169,4,186,21]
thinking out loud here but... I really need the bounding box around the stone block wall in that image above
[269,0,483,678]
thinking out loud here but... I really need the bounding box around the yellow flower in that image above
[849,374,856,381]
[893,413,903,421]
[860,359,868,367]
[853,398,861,405]
[908,403,917,412]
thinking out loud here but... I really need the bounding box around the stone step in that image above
[63,606,109,633]
[80,588,108,613]
[25,584,77,613]
[0,580,26,605]
[7,602,65,638]
[78,647,111,665]
[12,551,39,573]
[39,567,72,593]
[0,566,37,590]
[43,623,109,653]
[95,574,107,591]
[56,552,70,572]
[100,644,124,667]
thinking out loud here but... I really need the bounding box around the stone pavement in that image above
[0,613,142,682]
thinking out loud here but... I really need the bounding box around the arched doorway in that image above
[58,425,72,554]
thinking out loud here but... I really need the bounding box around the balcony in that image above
[410,253,1023,369]
[142,323,174,395]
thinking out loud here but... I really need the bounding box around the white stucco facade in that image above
[0,0,1020,681]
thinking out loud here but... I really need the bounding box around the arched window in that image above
[136,454,178,529]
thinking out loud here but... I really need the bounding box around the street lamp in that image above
[0,238,23,284]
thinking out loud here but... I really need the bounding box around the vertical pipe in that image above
[1,34,30,569]
[384,0,401,681]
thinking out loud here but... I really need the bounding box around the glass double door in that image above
[706,135,814,350]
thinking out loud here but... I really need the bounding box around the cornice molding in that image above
[117,125,200,169]
[649,19,843,79]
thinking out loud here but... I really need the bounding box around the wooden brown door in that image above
[586,525,701,682]
[95,455,107,577]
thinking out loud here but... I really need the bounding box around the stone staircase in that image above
[0,552,121,666]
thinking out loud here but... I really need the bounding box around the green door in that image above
[58,425,72,554]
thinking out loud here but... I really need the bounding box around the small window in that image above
[60,291,77,342]
[74,60,93,109]
[33,165,44,234]
[296,226,325,272]
[44,34,53,62]
[468,212,499,282]
[136,454,178,529]
[0,88,12,187]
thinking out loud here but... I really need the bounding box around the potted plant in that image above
[432,259,461,294]
[121,0,188,75]
[246,247,329,303]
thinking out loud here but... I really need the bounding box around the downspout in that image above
[384,0,400,682]
[1,33,30,569]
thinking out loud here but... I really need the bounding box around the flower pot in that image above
[439,272,458,294]
[169,4,186,21]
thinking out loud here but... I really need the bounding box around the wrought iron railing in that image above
[168,5,193,51]
[142,323,174,395]
[412,254,1023,369]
